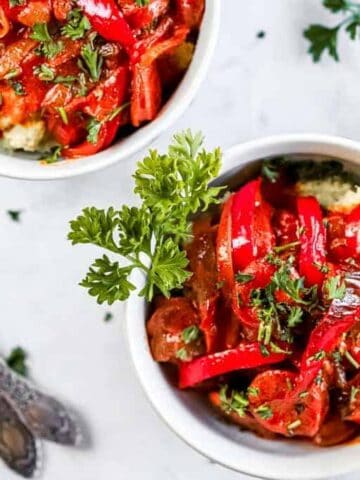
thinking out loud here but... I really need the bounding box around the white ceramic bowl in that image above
[0,1,220,181]
[126,134,360,480]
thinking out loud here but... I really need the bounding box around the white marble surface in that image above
[1,0,360,479]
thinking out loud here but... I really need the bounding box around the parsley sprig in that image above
[304,0,360,62]
[31,23,64,59]
[68,131,223,303]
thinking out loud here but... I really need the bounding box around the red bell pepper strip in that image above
[231,178,274,272]
[130,62,162,127]
[297,196,327,287]
[62,117,120,158]
[216,194,235,292]
[345,204,360,259]
[297,301,360,392]
[77,0,135,48]
[179,342,288,389]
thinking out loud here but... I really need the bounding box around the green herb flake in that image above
[259,344,270,357]
[34,64,55,81]
[7,210,22,222]
[135,0,150,5]
[61,8,91,40]
[255,404,273,420]
[324,275,346,301]
[57,107,69,125]
[6,347,28,377]
[351,385,360,403]
[79,36,103,81]
[257,30,266,39]
[175,347,189,361]
[40,146,61,164]
[104,312,113,322]
[8,80,25,96]
[247,386,259,397]
[30,23,64,59]
[86,117,102,144]
[181,325,200,344]
[219,385,249,417]
[345,350,360,369]
[235,273,255,284]
[273,241,300,254]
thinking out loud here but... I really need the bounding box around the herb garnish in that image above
[6,347,28,377]
[61,8,91,40]
[104,312,113,322]
[235,273,255,284]
[40,146,61,164]
[255,404,273,420]
[219,385,249,417]
[324,275,346,300]
[68,131,223,303]
[304,0,360,62]
[182,325,201,344]
[8,80,25,96]
[86,118,102,144]
[7,210,22,222]
[31,23,64,59]
[135,0,150,5]
[79,34,103,81]
[351,385,360,402]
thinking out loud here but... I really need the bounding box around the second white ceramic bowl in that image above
[126,134,360,480]
[0,1,220,180]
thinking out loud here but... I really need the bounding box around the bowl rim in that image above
[125,133,360,480]
[0,0,221,181]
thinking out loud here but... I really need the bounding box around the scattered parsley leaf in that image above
[135,0,150,5]
[255,404,273,420]
[6,347,28,377]
[9,0,24,6]
[287,306,303,328]
[80,35,103,81]
[86,118,102,144]
[34,64,55,81]
[351,385,360,402]
[104,312,113,322]
[235,273,254,284]
[273,241,300,254]
[8,80,25,96]
[219,385,249,417]
[61,8,91,40]
[40,146,61,164]
[31,23,64,59]
[57,106,69,125]
[181,325,200,344]
[175,347,189,361]
[7,210,22,222]
[324,275,346,300]
[257,30,266,39]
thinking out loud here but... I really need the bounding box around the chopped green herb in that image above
[34,64,55,81]
[175,347,189,361]
[235,273,255,284]
[104,312,113,322]
[261,158,282,183]
[61,8,91,40]
[351,385,360,403]
[80,36,103,81]
[247,386,259,397]
[270,342,291,354]
[68,130,224,303]
[4,69,20,80]
[308,350,326,362]
[54,75,77,85]
[219,385,249,417]
[31,23,64,59]
[273,241,300,254]
[8,80,25,96]
[182,325,200,344]
[6,347,28,377]
[135,0,150,5]
[40,146,61,164]
[313,261,330,274]
[287,306,303,328]
[255,404,273,420]
[257,30,266,39]
[57,106,69,125]
[9,0,24,6]
[86,117,102,144]
[299,391,309,399]
[108,102,130,121]
[345,350,360,369]
[7,210,22,222]
[324,275,346,301]
[260,343,270,356]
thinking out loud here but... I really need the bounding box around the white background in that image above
[1,1,360,479]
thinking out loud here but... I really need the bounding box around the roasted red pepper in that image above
[297,196,326,287]
[216,195,235,292]
[179,342,288,389]
[77,0,135,49]
[345,204,360,259]
[231,178,274,272]
[62,117,120,158]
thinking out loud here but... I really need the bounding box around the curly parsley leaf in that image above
[304,0,360,62]
[79,35,103,81]
[69,131,223,303]
[324,275,346,300]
